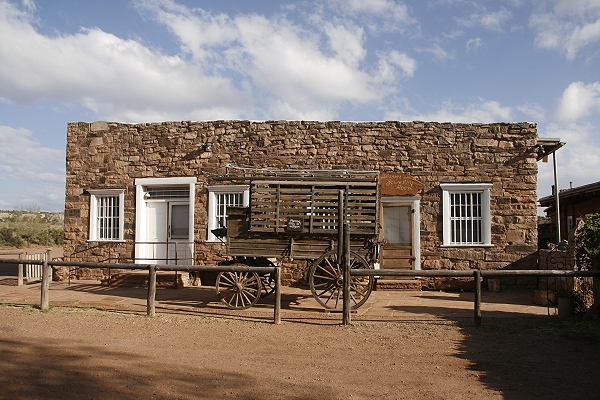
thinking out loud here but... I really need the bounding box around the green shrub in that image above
[0,227,24,247]
[575,213,600,270]
[574,213,600,313]
[0,211,63,247]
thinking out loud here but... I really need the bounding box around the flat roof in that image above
[535,138,565,161]
[539,180,600,206]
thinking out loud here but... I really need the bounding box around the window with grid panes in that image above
[441,184,492,246]
[207,185,249,242]
[216,192,244,229]
[88,189,125,241]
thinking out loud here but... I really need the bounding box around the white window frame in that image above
[207,185,250,242]
[88,189,125,242]
[441,183,492,247]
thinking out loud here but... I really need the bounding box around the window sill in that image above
[440,244,493,248]
[205,239,226,244]
[87,239,126,243]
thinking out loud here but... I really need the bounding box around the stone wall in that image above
[64,120,539,285]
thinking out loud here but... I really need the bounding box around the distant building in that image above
[539,180,600,243]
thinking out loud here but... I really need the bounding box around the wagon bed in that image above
[212,168,381,310]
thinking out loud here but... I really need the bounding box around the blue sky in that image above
[0,0,599,212]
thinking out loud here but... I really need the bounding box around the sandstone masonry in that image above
[64,120,539,288]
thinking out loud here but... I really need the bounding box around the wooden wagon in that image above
[212,168,383,310]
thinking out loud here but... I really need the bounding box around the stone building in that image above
[64,120,540,288]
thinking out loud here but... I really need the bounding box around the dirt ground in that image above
[1,304,599,400]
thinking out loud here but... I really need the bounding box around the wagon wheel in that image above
[259,259,277,297]
[260,273,276,296]
[309,251,374,310]
[216,270,262,310]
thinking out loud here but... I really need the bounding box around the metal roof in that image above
[539,180,600,206]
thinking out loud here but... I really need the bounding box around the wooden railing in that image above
[0,249,52,285]
[2,257,598,326]
[351,268,600,326]
[0,258,281,324]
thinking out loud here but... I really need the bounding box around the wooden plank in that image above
[254,180,377,186]
[226,236,371,260]
[249,179,379,235]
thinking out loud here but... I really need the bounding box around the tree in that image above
[574,213,600,315]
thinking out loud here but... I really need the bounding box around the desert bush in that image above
[574,213,600,314]
[0,227,24,247]
[0,211,63,247]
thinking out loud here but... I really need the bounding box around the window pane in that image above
[216,193,243,228]
[449,191,483,245]
[383,205,412,245]
[170,204,189,239]
[97,195,120,240]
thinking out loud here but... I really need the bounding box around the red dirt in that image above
[1,305,599,399]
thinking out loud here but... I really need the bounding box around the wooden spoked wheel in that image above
[309,251,374,310]
[260,272,276,296]
[257,259,276,297]
[216,270,262,310]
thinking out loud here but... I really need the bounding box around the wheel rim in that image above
[309,251,373,310]
[260,273,276,296]
[216,271,262,310]
[258,259,276,297]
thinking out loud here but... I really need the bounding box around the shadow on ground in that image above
[455,317,600,400]
[0,337,337,400]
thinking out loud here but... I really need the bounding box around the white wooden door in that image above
[168,203,192,265]
[146,202,168,263]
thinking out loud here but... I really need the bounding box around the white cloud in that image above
[330,0,419,34]
[0,126,62,175]
[384,50,417,78]
[324,24,366,68]
[0,125,64,211]
[234,14,376,105]
[530,0,600,59]
[133,0,237,62]
[455,8,512,32]
[0,1,250,122]
[134,1,416,118]
[466,37,484,52]
[517,102,546,122]
[554,81,600,121]
[0,0,420,122]
[538,121,600,198]
[418,43,455,61]
[386,99,512,123]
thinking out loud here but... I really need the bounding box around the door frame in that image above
[134,177,196,265]
[380,196,421,270]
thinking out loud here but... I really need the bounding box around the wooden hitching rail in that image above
[350,268,600,326]
[2,257,599,326]
[0,259,281,324]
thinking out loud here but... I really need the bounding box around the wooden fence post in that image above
[40,260,50,310]
[147,265,156,317]
[274,266,281,325]
[342,211,351,326]
[17,252,23,286]
[474,270,482,327]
